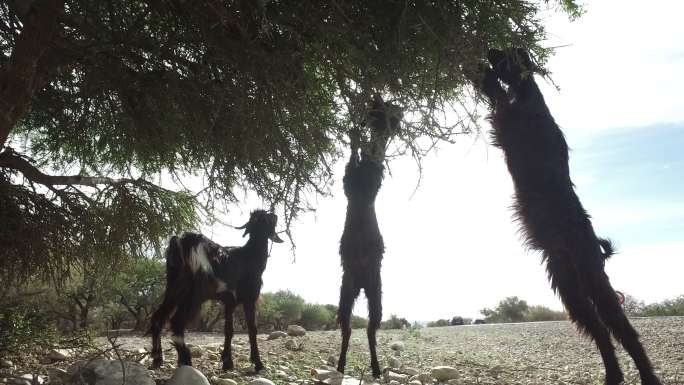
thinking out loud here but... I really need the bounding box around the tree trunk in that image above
[133,311,145,331]
[78,305,89,329]
[0,0,64,147]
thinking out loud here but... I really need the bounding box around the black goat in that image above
[477,48,661,385]
[337,97,399,378]
[149,210,283,372]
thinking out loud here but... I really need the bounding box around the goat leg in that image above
[365,276,382,378]
[590,272,662,385]
[222,299,236,370]
[244,301,264,372]
[336,273,360,374]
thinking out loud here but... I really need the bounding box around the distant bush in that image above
[481,296,529,323]
[427,319,450,327]
[351,315,369,329]
[639,296,684,317]
[620,294,684,317]
[299,303,334,330]
[480,297,565,323]
[524,305,566,322]
[382,314,411,329]
[0,297,60,356]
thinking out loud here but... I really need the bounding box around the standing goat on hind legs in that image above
[476,48,661,385]
[148,210,283,372]
[337,96,400,378]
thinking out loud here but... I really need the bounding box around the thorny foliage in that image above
[0,0,580,284]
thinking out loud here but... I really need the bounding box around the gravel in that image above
[4,317,682,385]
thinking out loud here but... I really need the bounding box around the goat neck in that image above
[242,231,271,270]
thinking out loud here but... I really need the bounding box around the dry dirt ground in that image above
[9,317,684,385]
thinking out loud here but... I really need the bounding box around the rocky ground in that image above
[2,317,683,385]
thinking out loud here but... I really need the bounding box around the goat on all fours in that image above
[149,210,283,372]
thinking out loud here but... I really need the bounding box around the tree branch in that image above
[0,149,137,187]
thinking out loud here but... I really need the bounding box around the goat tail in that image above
[164,235,184,285]
[598,237,615,260]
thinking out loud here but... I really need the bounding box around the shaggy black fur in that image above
[149,210,283,372]
[478,48,661,385]
[336,97,398,378]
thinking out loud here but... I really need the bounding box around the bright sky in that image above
[206,1,684,322]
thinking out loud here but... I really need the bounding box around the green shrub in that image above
[524,305,566,322]
[0,303,60,356]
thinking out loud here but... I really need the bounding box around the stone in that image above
[388,357,401,369]
[284,338,302,351]
[384,371,408,383]
[389,341,404,352]
[311,368,343,381]
[413,373,432,384]
[323,376,366,385]
[389,381,400,385]
[65,359,154,385]
[216,379,237,385]
[205,343,224,352]
[10,374,44,385]
[275,370,288,379]
[0,360,12,369]
[186,344,204,358]
[277,365,290,372]
[287,325,306,337]
[409,381,421,385]
[48,368,68,384]
[49,349,72,361]
[326,354,338,366]
[247,378,276,385]
[401,368,419,376]
[268,331,288,340]
[166,366,209,385]
[447,380,460,385]
[430,366,459,382]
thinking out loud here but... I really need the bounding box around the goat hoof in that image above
[222,361,234,371]
[640,376,662,385]
[254,362,265,372]
[605,372,624,385]
[151,359,163,369]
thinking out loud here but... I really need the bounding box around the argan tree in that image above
[0,0,581,289]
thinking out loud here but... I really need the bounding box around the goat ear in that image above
[269,232,284,243]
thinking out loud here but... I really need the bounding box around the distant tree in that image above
[382,314,411,330]
[111,257,165,330]
[299,303,334,330]
[640,295,684,317]
[450,316,464,326]
[351,315,369,329]
[259,290,305,330]
[524,305,566,322]
[427,319,450,327]
[622,295,646,316]
[197,301,224,332]
[58,258,121,329]
[481,296,529,323]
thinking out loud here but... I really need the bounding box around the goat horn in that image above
[234,222,249,230]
